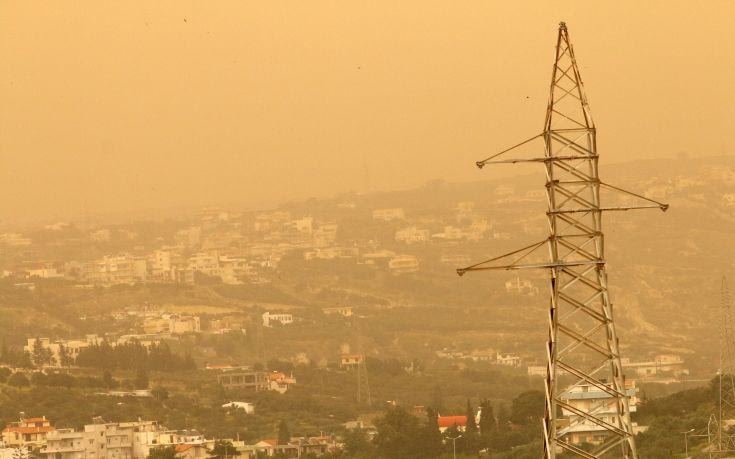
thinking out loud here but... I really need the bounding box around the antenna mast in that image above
[457,22,668,458]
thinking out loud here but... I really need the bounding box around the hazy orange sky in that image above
[1,1,733,223]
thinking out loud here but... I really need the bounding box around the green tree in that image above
[147,446,177,459]
[277,420,290,445]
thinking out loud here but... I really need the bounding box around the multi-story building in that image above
[142,314,200,335]
[216,371,269,391]
[261,312,293,327]
[148,250,174,281]
[2,417,55,450]
[84,255,147,285]
[558,380,638,447]
[42,419,207,459]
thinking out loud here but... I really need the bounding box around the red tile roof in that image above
[175,444,194,453]
[437,415,467,428]
[2,426,55,434]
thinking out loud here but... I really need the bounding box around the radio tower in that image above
[708,276,735,456]
[457,23,668,458]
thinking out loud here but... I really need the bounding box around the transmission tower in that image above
[708,276,735,456]
[457,22,668,458]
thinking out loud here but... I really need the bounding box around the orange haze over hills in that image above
[0,1,733,223]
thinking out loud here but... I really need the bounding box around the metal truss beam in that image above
[458,22,668,458]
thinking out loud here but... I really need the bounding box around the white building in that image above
[621,354,688,379]
[322,306,353,317]
[505,277,539,296]
[262,312,293,327]
[388,255,419,274]
[372,208,405,221]
[25,267,62,279]
[558,381,638,447]
[496,353,522,367]
[395,227,430,244]
[142,314,201,335]
[85,255,148,284]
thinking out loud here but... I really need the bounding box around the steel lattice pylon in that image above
[457,23,668,458]
[707,276,735,456]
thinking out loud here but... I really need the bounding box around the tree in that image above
[152,387,169,401]
[277,420,291,445]
[147,446,177,459]
[7,372,30,387]
[32,338,51,367]
[419,407,443,457]
[134,368,149,389]
[478,399,496,448]
[342,428,375,457]
[103,370,115,389]
[58,343,72,367]
[509,390,544,426]
[375,406,428,459]
[0,366,11,383]
[210,440,239,458]
[431,384,445,413]
[463,399,480,454]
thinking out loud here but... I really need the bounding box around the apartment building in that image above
[84,255,147,285]
[558,380,638,447]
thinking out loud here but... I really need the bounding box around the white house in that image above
[262,312,293,327]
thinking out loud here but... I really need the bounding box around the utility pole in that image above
[457,22,667,458]
[445,433,462,459]
[681,428,694,458]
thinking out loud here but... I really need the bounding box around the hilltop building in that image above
[262,312,293,327]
